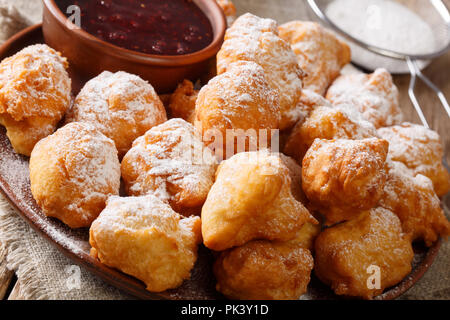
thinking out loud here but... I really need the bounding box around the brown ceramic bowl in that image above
[42,0,226,93]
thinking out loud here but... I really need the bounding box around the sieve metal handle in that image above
[406,57,450,173]
[406,57,450,129]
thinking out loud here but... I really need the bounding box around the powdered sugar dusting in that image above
[378,123,440,171]
[122,119,217,208]
[30,122,121,224]
[378,122,449,196]
[68,71,161,131]
[379,159,450,245]
[0,127,90,255]
[326,0,437,56]
[315,105,378,139]
[66,70,166,156]
[327,68,403,128]
[302,138,388,219]
[197,61,280,125]
[217,13,304,128]
[93,195,181,233]
[278,21,351,95]
[0,44,71,120]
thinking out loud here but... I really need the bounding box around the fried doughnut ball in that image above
[122,118,217,215]
[277,154,323,249]
[195,61,280,160]
[66,71,167,158]
[302,138,389,225]
[276,90,332,152]
[158,94,171,108]
[378,123,450,197]
[278,21,351,95]
[30,122,120,228]
[284,105,378,163]
[216,13,304,129]
[90,195,202,292]
[216,0,237,26]
[201,150,317,251]
[167,79,198,124]
[379,160,450,246]
[315,207,414,299]
[0,44,71,156]
[280,153,308,204]
[326,69,403,128]
[295,89,333,122]
[214,240,314,300]
[277,221,322,252]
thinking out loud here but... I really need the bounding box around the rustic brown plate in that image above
[0,24,443,300]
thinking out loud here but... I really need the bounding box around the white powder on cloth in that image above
[326,0,437,55]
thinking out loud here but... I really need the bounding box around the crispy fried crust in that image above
[214,240,313,300]
[66,71,167,158]
[216,0,237,26]
[121,118,217,215]
[302,138,389,225]
[379,160,450,246]
[378,123,450,197]
[195,61,280,160]
[327,69,403,128]
[0,44,71,156]
[278,21,351,95]
[201,150,317,251]
[90,195,202,292]
[314,208,414,299]
[217,13,304,129]
[167,79,198,124]
[284,105,377,163]
[30,122,120,228]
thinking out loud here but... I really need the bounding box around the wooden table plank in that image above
[0,242,14,299]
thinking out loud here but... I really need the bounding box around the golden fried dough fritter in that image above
[214,240,313,300]
[195,61,280,160]
[284,105,378,163]
[66,71,167,158]
[277,222,321,252]
[158,93,171,108]
[378,123,450,197]
[201,150,317,251]
[90,195,202,292]
[217,13,304,129]
[276,154,322,251]
[295,89,333,122]
[280,153,309,205]
[302,138,389,225]
[121,118,217,215]
[278,21,351,95]
[167,79,198,124]
[327,68,403,128]
[379,160,450,246]
[315,207,414,299]
[30,122,120,228]
[216,0,237,26]
[0,44,71,156]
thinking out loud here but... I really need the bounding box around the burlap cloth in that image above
[0,0,448,300]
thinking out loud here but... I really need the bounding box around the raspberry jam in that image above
[57,0,214,55]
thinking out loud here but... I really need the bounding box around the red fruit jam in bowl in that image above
[56,0,214,55]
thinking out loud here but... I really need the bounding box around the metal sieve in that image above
[306,0,450,128]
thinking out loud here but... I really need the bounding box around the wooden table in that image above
[1,0,449,300]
